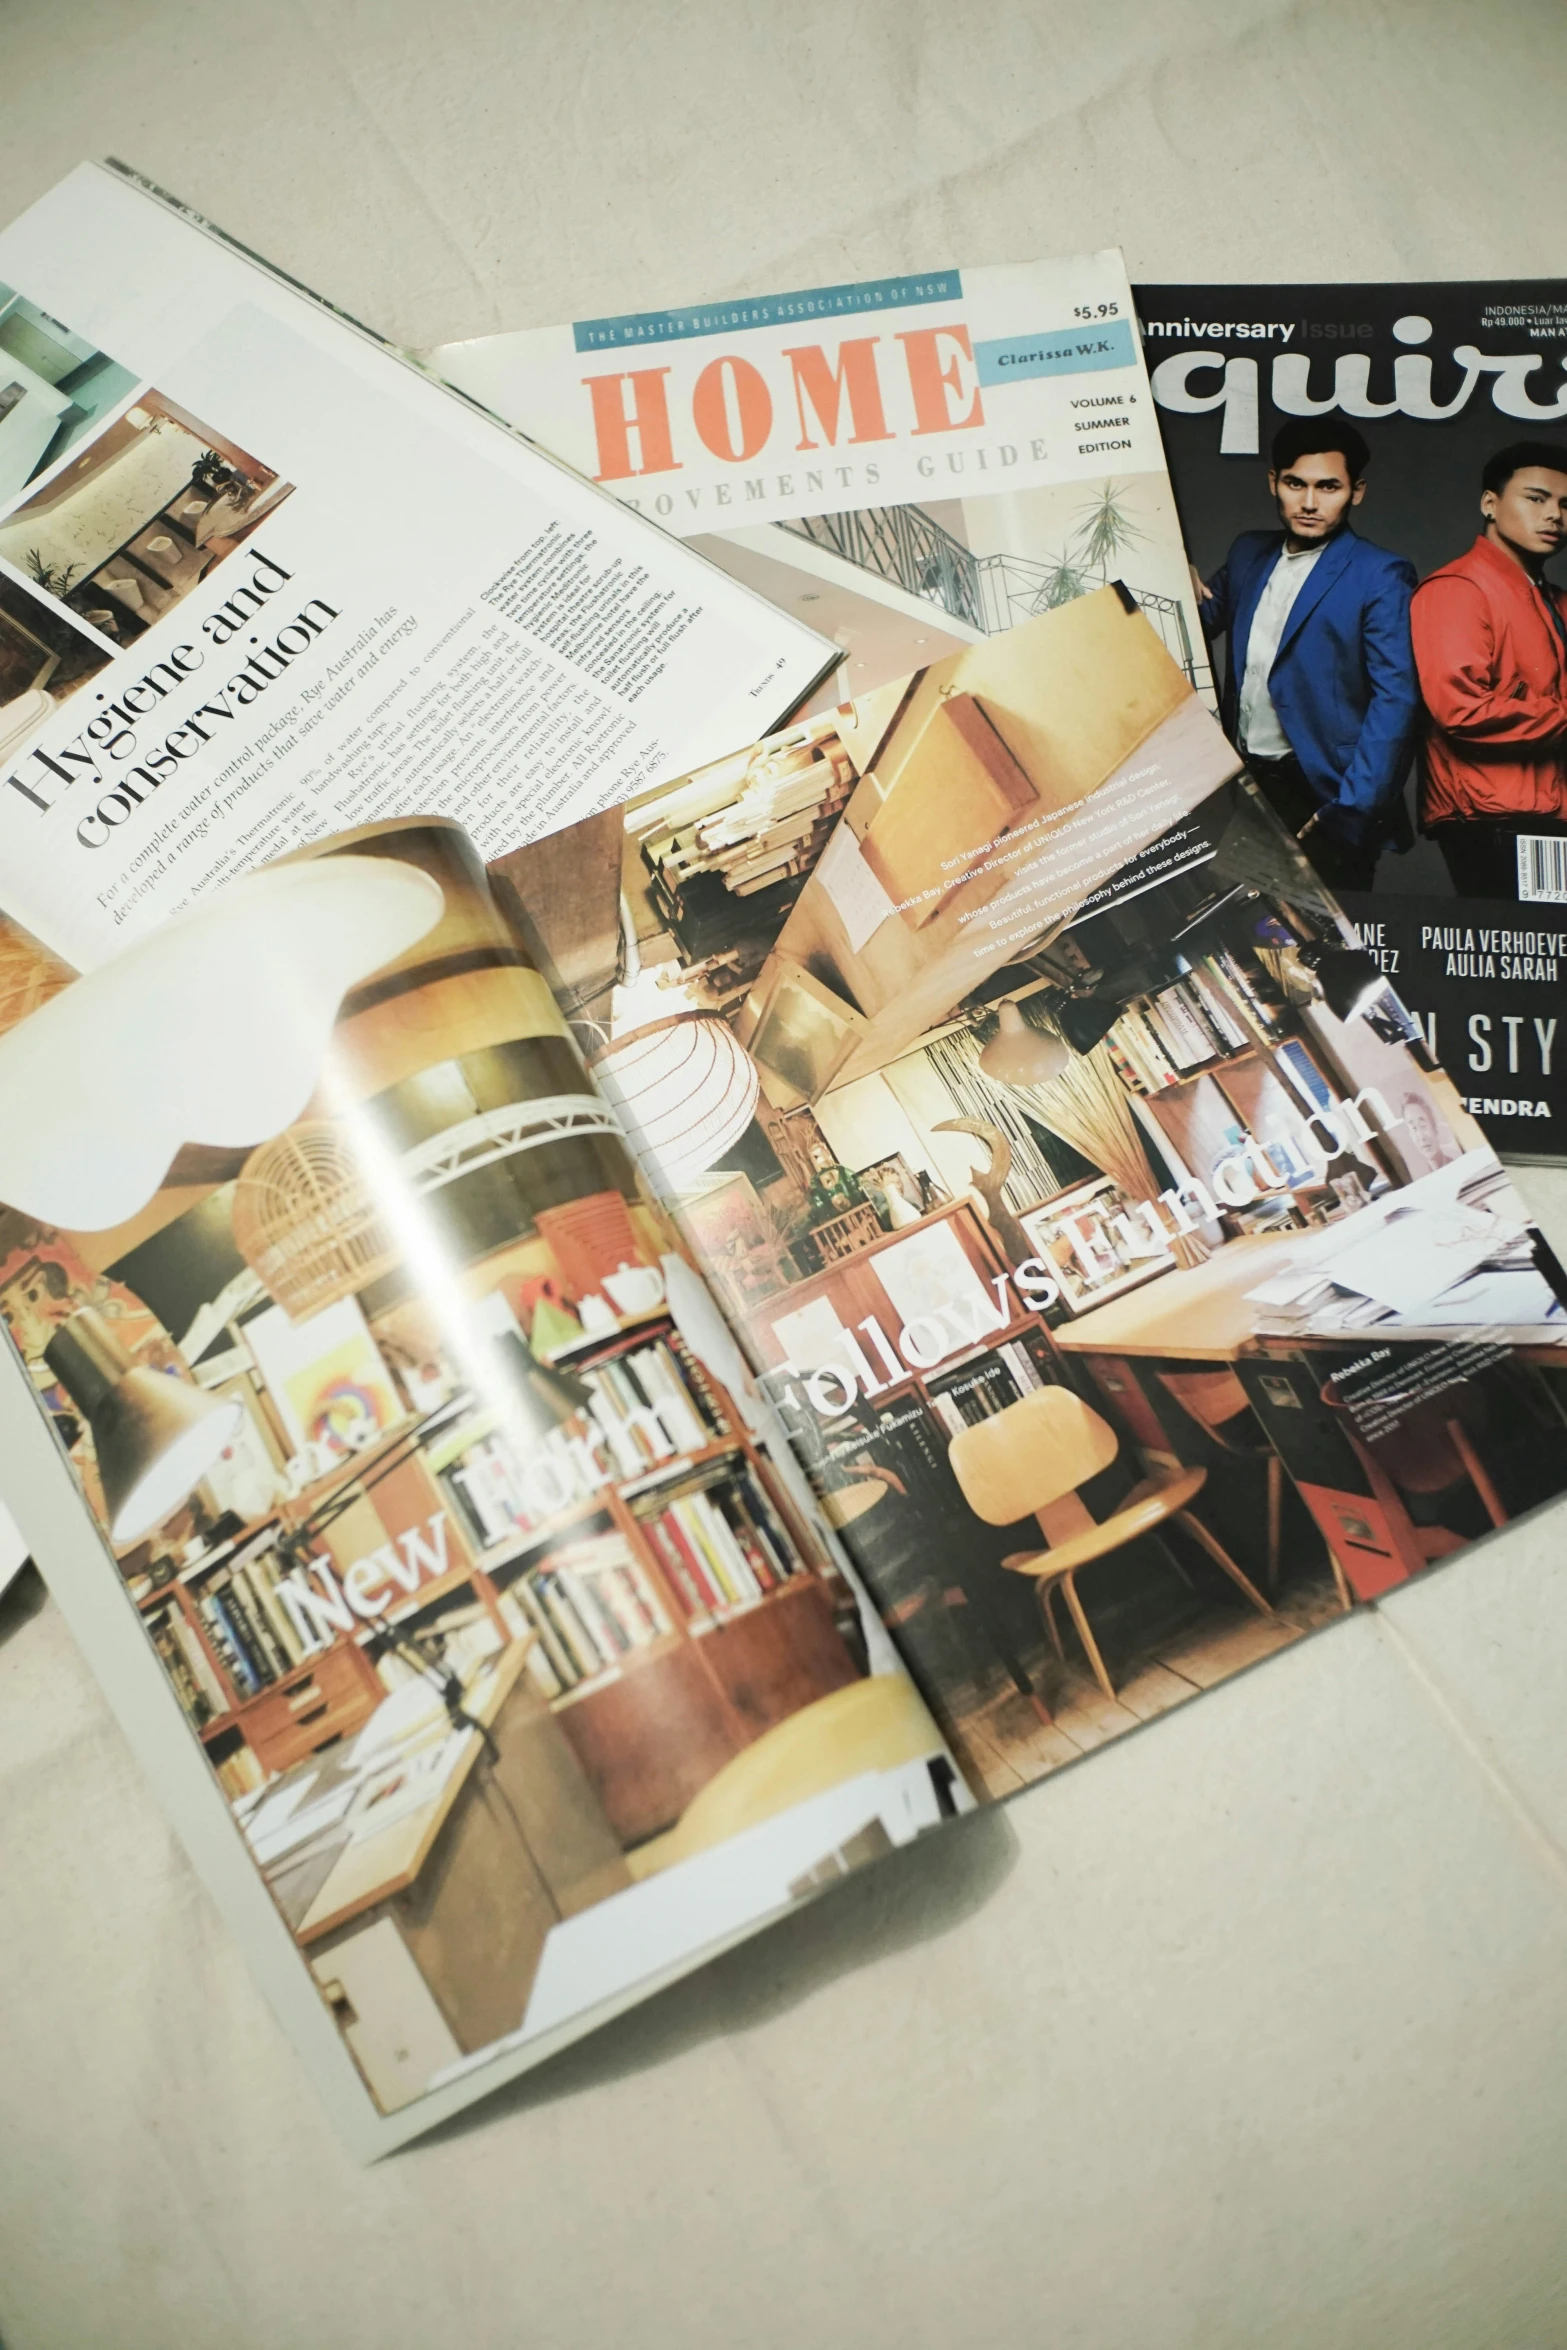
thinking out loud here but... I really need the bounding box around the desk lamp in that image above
[44,1307,244,1546]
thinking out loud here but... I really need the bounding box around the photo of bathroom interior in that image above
[0,280,137,504]
[0,387,292,642]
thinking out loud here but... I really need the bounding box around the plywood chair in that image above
[821,1473,1053,1724]
[1156,1367,1286,1595]
[948,1386,1275,1705]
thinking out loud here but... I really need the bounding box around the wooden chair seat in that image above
[947,1390,1275,1705]
[999,1467,1207,1578]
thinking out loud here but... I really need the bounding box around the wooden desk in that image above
[1052,1233,1292,1362]
[1054,1155,1567,1365]
[262,1639,629,2110]
[1051,1167,1567,1609]
[296,1640,537,1944]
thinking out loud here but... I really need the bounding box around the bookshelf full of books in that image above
[448,1315,840,1687]
[1104,945,1283,1096]
[139,1529,388,1799]
[139,1309,855,1839]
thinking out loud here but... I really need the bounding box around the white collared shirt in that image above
[1238,540,1326,758]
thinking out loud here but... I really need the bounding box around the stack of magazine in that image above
[2,163,1565,2158]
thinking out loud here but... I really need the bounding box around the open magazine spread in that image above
[0,815,960,2152]
[0,165,835,974]
[6,590,1564,2152]
[511,592,1567,1804]
[1136,276,1567,1161]
[428,256,1212,717]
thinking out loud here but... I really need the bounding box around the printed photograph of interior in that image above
[510,588,1567,1799]
[0,818,952,2116]
[0,280,137,505]
[0,566,112,763]
[0,388,292,643]
[695,469,1212,717]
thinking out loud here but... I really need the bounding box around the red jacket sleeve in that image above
[1412,574,1567,744]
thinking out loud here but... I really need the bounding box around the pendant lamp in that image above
[44,1308,244,1546]
[590,1015,759,1196]
[0,856,444,1233]
[978,1000,1072,1089]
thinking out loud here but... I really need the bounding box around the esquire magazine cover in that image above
[1136,279,1567,1161]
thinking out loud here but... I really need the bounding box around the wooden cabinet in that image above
[552,1580,863,1846]
[554,1637,741,1846]
[703,1578,859,1738]
[307,1659,631,2100]
[240,1641,383,1776]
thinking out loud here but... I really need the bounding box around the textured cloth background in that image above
[4,4,1567,2345]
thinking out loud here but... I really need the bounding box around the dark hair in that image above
[1482,440,1567,495]
[1269,417,1370,480]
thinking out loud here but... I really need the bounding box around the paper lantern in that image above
[232,1121,402,1317]
[590,1016,759,1196]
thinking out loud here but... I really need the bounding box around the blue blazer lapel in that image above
[1274,528,1357,656]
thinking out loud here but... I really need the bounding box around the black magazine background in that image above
[1134,277,1567,1162]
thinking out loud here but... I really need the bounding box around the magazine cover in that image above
[0,165,835,973]
[1135,279,1567,1160]
[510,589,1567,1800]
[0,816,959,2155]
[428,257,1213,716]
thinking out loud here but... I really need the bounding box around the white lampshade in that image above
[0,857,444,1232]
[979,999,1072,1089]
[44,1307,245,1545]
[591,1015,759,1196]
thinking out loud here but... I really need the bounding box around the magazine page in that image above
[0,165,836,974]
[1135,278,1567,1163]
[0,1498,23,1594]
[0,816,961,2156]
[426,257,1212,717]
[513,588,1567,1800]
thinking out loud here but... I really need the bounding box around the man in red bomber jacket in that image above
[1413,439,1567,899]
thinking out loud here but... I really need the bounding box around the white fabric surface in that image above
[5,3,1567,2344]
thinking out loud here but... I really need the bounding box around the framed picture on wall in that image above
[678,1172,795,1314]
[736,954,868,1109]
[1018,1175,1175,1316]
[855,1153,928,1219]
[244,1298,403,1462]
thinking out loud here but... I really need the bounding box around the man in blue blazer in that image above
[1195,418,1419,891]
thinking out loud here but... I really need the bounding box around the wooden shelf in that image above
[542,1307,670,1363]
[171,1292,845,1810]
[685,1569,816,1637]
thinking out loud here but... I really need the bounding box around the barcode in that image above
[1518,835,1567,900]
